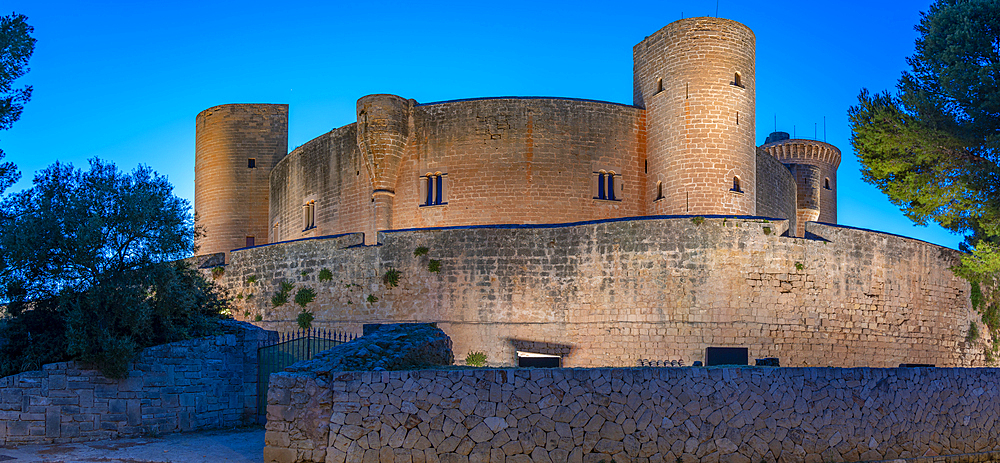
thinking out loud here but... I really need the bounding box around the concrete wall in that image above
[223,217,982,369]
[264,366,1000,463]
[754,148,797,233]
[0,321,271,445]
[268,97,647,245]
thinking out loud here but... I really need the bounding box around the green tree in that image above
[848,0,1000,247]
[0,159,226,378]
[0,13,35,195]
[849,0,1000,357]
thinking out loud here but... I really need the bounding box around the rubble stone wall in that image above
[0,321,272,445]
[265,366,1000,463]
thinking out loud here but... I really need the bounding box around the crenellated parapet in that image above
[759,133,841,236]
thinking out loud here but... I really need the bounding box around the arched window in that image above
[731,176,742,193]
[606,172,616,201]
[655,181,664,201]
[656,78,663,94]
[421,172,447,206]
[596,172,606,199]
[302,201,316,231]
[594,170,620,201]
[733,72,743,87]
[824,177,831,190]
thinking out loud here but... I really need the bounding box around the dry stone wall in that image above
[264,366,1000,463]
[223,217,982,369]
[0,321,272,445]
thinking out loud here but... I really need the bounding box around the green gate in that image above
[257,329,357,422]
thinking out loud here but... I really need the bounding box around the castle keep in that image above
[196,18,982,367]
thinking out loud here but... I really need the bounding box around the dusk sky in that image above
[3,0,960,250]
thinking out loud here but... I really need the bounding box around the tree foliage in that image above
[848,0,1000,246]
[0,159,226,378]
[0,12,35,196]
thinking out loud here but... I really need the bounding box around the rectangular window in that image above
[246,236,255,247]
[248,158,256,168]
[302,201,315,231]
[421,173,447,206]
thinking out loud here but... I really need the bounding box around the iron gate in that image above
[257,328,357,422]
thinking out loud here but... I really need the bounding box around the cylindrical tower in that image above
[356,94,411,243]
[194,103,288,260]
[635,17,756,216]
[758,132,841,237]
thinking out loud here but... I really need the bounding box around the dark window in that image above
[595,171,621,201]
[656,78,663,94]
[248,158,256,168]
[732,176,742,193]
[733,72,743,88]
[607,174,616,201]
[705,347,748,366]
[518,355,560,368]
[824,178,831,190]
[656,181,664,201]
[422,173,447,206]
[597,173,606,199]
[246,236,255,247]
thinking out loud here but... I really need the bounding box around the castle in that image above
[196,18,982,368]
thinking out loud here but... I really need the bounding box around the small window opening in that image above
[731,176,742,193]
[594,171,620,201]
[824,177,831,190]
[656,78,663,94]
[736,112,739,125]
[246,236,255,248]
[421,173,447,206]
[733,72,743,88]
[247,158,256,169]
[302,201,316,231]
[517,351,561,368]
[644,160,648,174]
[655,181,664,201]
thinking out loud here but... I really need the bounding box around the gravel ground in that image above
[0,427,264,463]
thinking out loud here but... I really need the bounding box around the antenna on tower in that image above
[774,114,776,133]
[716,0,720,17]
[815,122,817,140]
[824,116,827,142]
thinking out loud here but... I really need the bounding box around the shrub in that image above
[795,262,805,271]
[414,246,429,257]
[367,294,379,303]
[280,281,294,293]
[246,275,258,285]
[428,260,442,273]
[254,314,263,322]
[465,351,487,367]
[271,291,289,307]
[211,266,225,278]
[294,287,316,308]
[383,268,401,287]
[691,216,705,225]
[318,268,333,282]
[297,311,314,330]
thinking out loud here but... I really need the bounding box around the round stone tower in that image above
[758,132,841,237]
[635,17,756,216]
[356,94,411,243]
[194,103,288,260]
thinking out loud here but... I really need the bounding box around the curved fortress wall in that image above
[195,104,288,259]
[755,148,797,231]
[760,138,840,237]
[636,18,756,216]
[269,98,646,243]
[222,217,981,368]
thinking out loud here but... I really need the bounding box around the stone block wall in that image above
[264,366,1000,463]
[0,321,272,445]
[222,217,981,369]
[754,148,796,234]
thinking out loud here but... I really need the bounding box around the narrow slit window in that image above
[247,158,256,169]
[732,176,742,193]
[607,173,616,201]
[824,177,831,190]
[596,172,606,199]
[733,72,743,88]
[656,181,664,201]
[656,78,663,94]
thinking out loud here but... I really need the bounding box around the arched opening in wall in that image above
[421,172,447,206]
[607,171,616,201]
[517,351,561,368]
[733,72,743,88]
[656,78,663,94]
[824,177,831,190]
[731,176,742,193]
[302,201,316,231]
[594,170,622,201]
[655,181,664,201]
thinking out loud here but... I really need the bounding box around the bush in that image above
[383,268,401,287]
[318,268,333,282]
[297,311,314,330]
[294,287,316,308]
[428,260,441,273]
[414,246,429,257]
[465,351,487,367]
[367,294,379,303]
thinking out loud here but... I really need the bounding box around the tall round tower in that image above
[635,17,756,216]
[758,132,840,237]
[194,103,288,260]
[356,94,411,243]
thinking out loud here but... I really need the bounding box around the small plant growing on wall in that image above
[254,314,263,322]
[318,268,333,282]
[967,321,980,343]
[294,287,316,308]
[465,351,487,367]
[211,266,225,279]
[367,294,379,303]
[383,268,401,287]
[428,259,441,273]
[246,275,258,285]
[691,216,705,225]
[297,310,314,330]
[763,227,772,235]
[414,246,429,257]
[280,281,294,293]
[300,270,309,277]
[795,262,805,271]
[271,281,294,307]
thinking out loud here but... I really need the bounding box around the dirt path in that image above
[0,427,263,463]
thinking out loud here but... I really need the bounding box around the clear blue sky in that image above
[3,0,962,250]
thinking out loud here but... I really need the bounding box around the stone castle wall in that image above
[0,321,271,445]
[223,217,982,369]
[264,366,1000,463]
[195,103,289,259]
[754,149,797,232]
[268,98,648,245]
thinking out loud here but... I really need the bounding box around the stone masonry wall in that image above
[754,148,796,233]
[264,366,1000,463]
[0,321,272,445]
[223,217,982,369]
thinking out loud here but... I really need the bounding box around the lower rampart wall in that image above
[0,321,271,445]
[264,366,1000,463]
[224,217,982,368]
